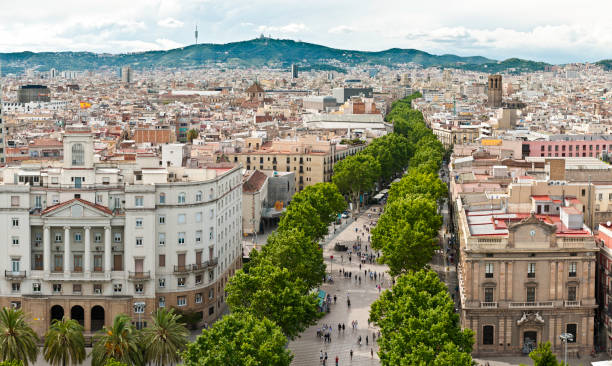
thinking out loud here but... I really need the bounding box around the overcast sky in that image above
[0,0,610,64]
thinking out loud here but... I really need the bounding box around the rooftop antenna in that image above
[195,24,198,45]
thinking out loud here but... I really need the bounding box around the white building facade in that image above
[0,126,242,335]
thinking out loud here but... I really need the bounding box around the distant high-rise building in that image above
[291,64,298,79]
[195,24,198,45]
[487,74,502,108]
[121,66,133,84]
[17,85,50,103]
[0,72,5,164]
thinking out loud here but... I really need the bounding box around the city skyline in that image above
[0,0,611,64]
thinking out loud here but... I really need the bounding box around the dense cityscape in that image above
[3,2,612,365]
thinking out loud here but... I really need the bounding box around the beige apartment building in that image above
[227,136,365,191]
[432,123,480,148]
[457,197,597,357]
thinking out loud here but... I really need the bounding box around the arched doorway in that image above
[91,305,105,332]
[70,305,85,327]
[522,331,538,354]
[50,305,64,324]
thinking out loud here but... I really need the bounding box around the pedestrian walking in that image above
[366,335,369,345]
[320,350,323,363]
[325,352,328,363]
[371,348,374,358]
[350,349,353,360]
[335,355,339,366]
[334,295,337,303]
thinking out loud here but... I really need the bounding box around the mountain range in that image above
[0,37,606,75]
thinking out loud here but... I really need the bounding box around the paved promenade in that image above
[289,205,387,366]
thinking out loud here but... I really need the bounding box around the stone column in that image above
[84,226,91,277]
[64,226,71,276]
[104,226,112,274]
[43,226,50,275]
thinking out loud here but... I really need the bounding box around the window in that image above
[566,324,577,343]
[135,218,143,227]
[178,277,186,287]
[569,262,577,277]
[208,288,215,299]
[196,191,202,202]
[526,287,536,302]
[12,237,19,245]
[96,194,103,204]
[113,284,122,293]
[35,196,42,208]
[177,296,187,307]
[485,263,494,278]
[159,278,166,288]
[208,306,214,315]
[159,193,166,204]
[11,283,20,293]
[482,325,494,345]
[581,189,586,197]
[33,254,43,270]
[11,218,19,227]
[94,232,102,242]
[159,297,166,308]
[135,237,143,246]
[135,196,144,207]
[55,233,62,242]
[10,196,19,207]
[195,212,202,222]
[484,288,494,302]
[93,284,102,294]
[209,270,214,282]
[209,227,214,240]
[178,232,185,245]
[71,143,84,166]
[114,233,121,243]
[195,275,202,285]
[178,214,186,224]
[32,283,41,292]
[159,215,166,224]
[527,263,536,278]
[195,293,203,303]
[74,232,82,241]
[158,233,166,246]
[159,255,165,267]
[195,230,202,243]
[568,286,577,301]
[73,255,82,272]
[178,193,186,204]
[53,284,62,293]
[73,284,82,294]
[93,256,102,272]
[135,284,144,294]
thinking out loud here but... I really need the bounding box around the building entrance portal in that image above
[522,331,537,354]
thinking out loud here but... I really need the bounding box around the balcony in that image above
[192,258,219,272]
[128,271,150,280]
[480,302,498,308]
[564,300,581,307]
[4,270,26,279]
[174,265,192,274]
[509,301,554,308]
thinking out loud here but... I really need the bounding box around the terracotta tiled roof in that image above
[246,83,264,93]
[243,170,267,193]
[41,198,113,216]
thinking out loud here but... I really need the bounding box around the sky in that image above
[0,0,611,64]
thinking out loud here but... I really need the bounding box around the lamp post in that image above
[134,302,146,330]
[559,332,573,366]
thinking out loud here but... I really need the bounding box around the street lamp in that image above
[559,332,573,366]
[134,302,146,330]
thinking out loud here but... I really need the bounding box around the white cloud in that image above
[328,25,355,34]
[256,23,308,34]
[157,17,184,29]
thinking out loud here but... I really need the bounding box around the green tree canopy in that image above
[142,308,189,366]
[186,129,199,143]
[90,314,143,366]
[289,183,347,225]
[332,153,381,210]
[370,270,474,365]
[371,195,442,275]
[226,263,320,339]
[277,200,328,241]
[182,313,292,366]
[388,170,447,203]
[520,342,563,366]
[0,308,39,366]
[43,317,86,366]
[250,228,325,289]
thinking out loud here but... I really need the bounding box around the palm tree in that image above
[142,308,189,366]
[0,307,39,365]
[90,314,142,366]
[43,317,86,366]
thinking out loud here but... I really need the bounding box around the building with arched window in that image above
[0,126,243,336]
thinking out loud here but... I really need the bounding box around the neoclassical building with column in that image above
[0,125,243,336]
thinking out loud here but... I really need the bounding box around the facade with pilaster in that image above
[0,125,242,336]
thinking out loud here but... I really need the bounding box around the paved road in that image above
[288,205,387,366]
